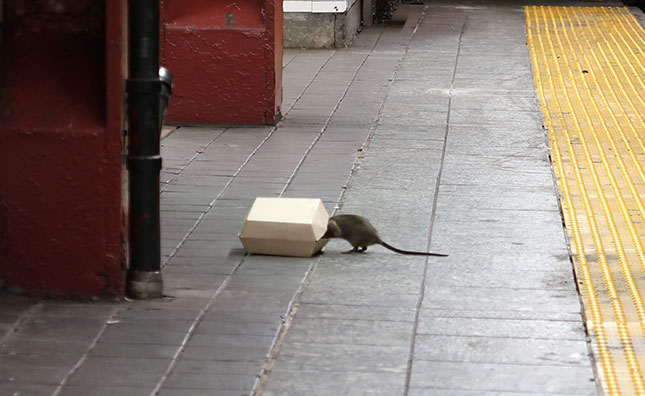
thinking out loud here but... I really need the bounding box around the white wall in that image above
[283,0,360,13]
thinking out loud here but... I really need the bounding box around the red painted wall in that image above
[0,0,127,296]
[161,0,283,125]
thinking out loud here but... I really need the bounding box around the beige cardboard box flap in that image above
[239,197,329,257]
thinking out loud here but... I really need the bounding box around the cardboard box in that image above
[239,197,330,257]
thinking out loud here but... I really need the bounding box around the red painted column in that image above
[0,0,127,296]
[161,0,283,125]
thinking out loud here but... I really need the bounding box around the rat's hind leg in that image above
[342,247,360,254]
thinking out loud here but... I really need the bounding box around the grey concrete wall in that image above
[284,12,336,48]
[337,0,362,47]
[284,1,362,48]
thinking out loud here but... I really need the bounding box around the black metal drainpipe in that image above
[125,0,166,299]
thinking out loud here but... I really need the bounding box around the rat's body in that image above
[323,214,448,256]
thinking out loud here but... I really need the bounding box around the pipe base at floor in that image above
[126,270,164,299]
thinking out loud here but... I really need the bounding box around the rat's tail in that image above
[380,242,448,257]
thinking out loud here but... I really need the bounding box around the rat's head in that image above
[323,219,342,239]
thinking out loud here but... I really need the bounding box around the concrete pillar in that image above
[160,1,284,125]
[0,0,127,297]
[363,0,373,26]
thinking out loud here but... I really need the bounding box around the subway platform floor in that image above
[3,1,645,395]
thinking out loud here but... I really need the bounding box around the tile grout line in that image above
[249,6,431,396]
[290,334,593,344]
[51,307,121,396]
[249,255,322,396]
[278,43,380,197]
[160,129,226,193]
[328,11,428,216]
[252,25,392,396]
[279,331,591,344]
[282,49,301,68]
[148,50,339,395]
[265,359,598,371]
[403,8,468,396]
[46,50,339,396]
[295,301,586,315]
[148,256,249,396]
[0,302,42,347]
[411,384,592,394]
[161,50,337,268]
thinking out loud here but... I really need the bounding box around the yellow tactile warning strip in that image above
[526,6,645,396]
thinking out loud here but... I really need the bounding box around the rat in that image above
[322,214,448,256]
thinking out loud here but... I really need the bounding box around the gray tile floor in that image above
[0,2,598,395]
